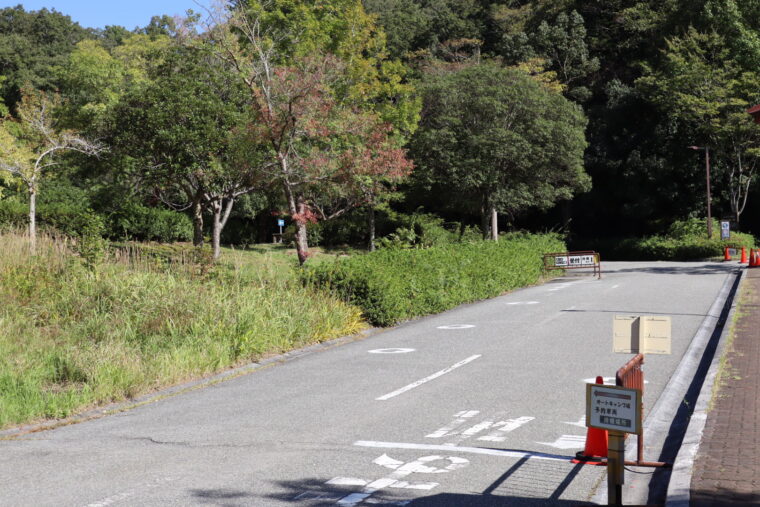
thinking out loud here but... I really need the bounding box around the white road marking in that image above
[536,435,586,450]
[506,301,540,305]
[563,416,586,428]
[369,348,416,354]
[333,454,469,506]
[327,478,370,487]
[611,284,620,289]
[547,282,574,292]
[82,477,175,507]
[425,411,479,438]
[376,355,482,401]
[477,417,535,442]
[353,441,569,462]
[436,324,475,330]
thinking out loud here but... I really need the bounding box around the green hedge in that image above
[302,232,565,326]
[576,219,756,261]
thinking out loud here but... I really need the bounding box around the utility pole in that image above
[688,146,712,239]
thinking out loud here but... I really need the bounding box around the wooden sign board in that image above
[613,315,671,354]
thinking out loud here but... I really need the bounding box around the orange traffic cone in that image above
[571,376,608,466]
[724,247,731,261]
[750,249,756,267]
[741,247,748,264]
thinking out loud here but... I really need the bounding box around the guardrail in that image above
[543,251,601,279]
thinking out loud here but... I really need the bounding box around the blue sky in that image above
[1,1,213,30]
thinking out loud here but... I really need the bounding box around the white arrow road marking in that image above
[436,324,475,330]
[332,455,469,506]
[563,416,586,429]
[536,435,586,450]
[477,417,535,442]
[369,348,416,354]
[425,411,480,438]
[376,355,482,401]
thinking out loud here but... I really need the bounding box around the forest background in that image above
[1,0,758,256]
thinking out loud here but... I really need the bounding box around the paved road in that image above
[0,261,737,506]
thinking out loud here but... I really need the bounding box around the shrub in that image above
[107,202,193,242]
[575,218,756,261]
[0,198,27,227]
[303,232,565,326]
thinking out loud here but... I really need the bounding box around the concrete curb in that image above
[665,268,745,506]
[591,267,742,505]
[0,327,383,439]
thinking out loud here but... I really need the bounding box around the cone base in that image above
[571,451,607,466]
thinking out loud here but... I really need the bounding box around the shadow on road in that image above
[257,457,597,506]
[603,265,738,276]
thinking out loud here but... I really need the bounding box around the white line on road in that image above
[425,410,479,438]
[353,441,570,462]
[506,301,540,305]
[376,355,482,401]
[436,324,475,330]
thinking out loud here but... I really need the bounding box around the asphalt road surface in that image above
[0,261,738,506]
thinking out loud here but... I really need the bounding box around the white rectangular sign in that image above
[554,254,597,268]
[586,384,641,434]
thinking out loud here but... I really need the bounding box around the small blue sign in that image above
[277,219,285,227]
[720,221,730,240]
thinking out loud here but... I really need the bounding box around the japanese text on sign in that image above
[586,384,641,434]
[554,255,597,268]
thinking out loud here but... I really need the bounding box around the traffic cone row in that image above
[571,376,608,466]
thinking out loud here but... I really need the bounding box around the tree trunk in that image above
[28,184,37,255]
[368,206,376,252]
[192,195,204,247]
[294,198,310,265]
[211,201,222,260]
[490,207,498,241]
[480,205,490,240]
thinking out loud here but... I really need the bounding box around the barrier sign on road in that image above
[586,384,641,434]
[543,251,601,279]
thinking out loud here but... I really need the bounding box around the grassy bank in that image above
[0,232,364,429]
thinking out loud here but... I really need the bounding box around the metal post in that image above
[706,147,712,239]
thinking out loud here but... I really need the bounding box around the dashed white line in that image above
[376,355,482,401]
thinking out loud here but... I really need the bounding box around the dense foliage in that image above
[303,233,565,326]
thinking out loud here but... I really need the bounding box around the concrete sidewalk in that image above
[690,267,760,505]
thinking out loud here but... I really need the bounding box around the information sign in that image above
[721,221,730,240]
[277,219,285,227]
[554,254,597,268]
[586,384,642,434]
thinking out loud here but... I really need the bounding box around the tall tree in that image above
[110,44,259,258]
[0,89,102,253]
[204,0,416,263]
[410,62,589,239]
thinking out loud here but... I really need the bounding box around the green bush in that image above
[303,232,565,326]
[107,202,193,242]
[0,198,27,227]
[576,218,756,261]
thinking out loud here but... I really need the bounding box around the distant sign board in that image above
[277,219,285,227]
[586,384,642,434]
[721,221,730,240]
[543,251,601,278]
[613,315,671,355]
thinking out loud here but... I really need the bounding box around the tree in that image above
[410,62,589,239]
[203,1,415,264]
[0,88,102,253]
[110,44,260,259]
[637,29,760,223]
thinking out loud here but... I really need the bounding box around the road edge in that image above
[591,266,742,505]
[664,268,745,506]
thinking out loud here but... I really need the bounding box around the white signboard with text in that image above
[586,384,641,434]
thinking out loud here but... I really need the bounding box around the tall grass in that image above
[0,232,365,428]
